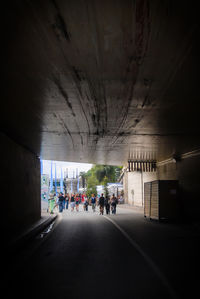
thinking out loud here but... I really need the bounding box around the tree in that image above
[91,165,122,184]
[102,175,109,197]
[79,171,87,189]
[81,164,122,197]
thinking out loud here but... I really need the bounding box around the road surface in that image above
[4,205,199,299]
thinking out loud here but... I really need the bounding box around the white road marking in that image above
[104,215,177,299]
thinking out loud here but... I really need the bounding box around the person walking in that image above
[62,194,66,210]
[81,193,85,203]
[105,195,111,215]
[70,194,75,212]
[58,192,65,213]
[91,194,96,212]
[75,194,80,212]
[54,193,58,212]
[99,193,105,215]
[111,194,118,215]
[79,193,82,204]
[83,195,89,211]
[48,193,55,214]
[65,193,70,210]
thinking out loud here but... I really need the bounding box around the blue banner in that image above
[60,167,63,193]
[76,168,79,192]
[50,161,53,192]
[55,163,57,194]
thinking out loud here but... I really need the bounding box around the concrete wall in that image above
[123,155,200,221]
[123,171,157,207]
[1,133,41,243]
[157,156,200,221]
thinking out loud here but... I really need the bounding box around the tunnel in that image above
[1,1,200,298]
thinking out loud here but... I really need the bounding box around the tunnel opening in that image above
[40,160,124,216]
[1,0,200,296]
[41,160,93,216]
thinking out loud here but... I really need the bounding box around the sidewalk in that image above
[118,204,144,214]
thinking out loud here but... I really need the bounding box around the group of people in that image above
[48,192,85,213]
[95,193,118,215]
[48,192,119,215]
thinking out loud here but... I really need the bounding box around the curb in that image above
[8,214,58,253]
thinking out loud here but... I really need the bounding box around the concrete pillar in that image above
[1,133,41,244]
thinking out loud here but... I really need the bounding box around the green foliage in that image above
[86,170,98,198]
[79,164,122,197]
[90,165,122,184]
[79,171,87,188]
[102,175,109,197]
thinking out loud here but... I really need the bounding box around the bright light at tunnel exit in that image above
[41,160,93,178]
[40,160,93,209]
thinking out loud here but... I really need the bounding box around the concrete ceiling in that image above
[2,0,200,165]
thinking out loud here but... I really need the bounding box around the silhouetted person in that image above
[70,194,75,212]
[65,193,70,209]
[85,197,89,211]
[99,193,105,215]
[49,192,55,214]
[58,192,65,213]
[75,194,80,212]
[111,194,118,215]
[91,194,96,212]
[105,196,111,215]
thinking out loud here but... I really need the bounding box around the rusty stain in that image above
[141,95,152,107]
[2,0,199,165]
[58,115,75,149]
[51,0,71,42]
[92,114,96,124]
[135,0,151,65]
[53,77,75,117]
[80,134,84,147]
[70,72,91,136]
[72,67,85,82]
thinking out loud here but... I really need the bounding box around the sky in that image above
[42,160,93,178]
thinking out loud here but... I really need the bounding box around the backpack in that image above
[91,197,96,204]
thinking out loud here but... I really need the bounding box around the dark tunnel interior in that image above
[1,1,200,298]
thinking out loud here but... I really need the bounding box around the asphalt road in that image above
[4,205,200,299]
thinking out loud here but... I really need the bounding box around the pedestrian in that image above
[99,193,105,215]
[58,192,65,213]
[91,194,96,212]
[54,193,58,212]
[81,193,85,203]
[111,194,118,215]
[75,194,80,212]
[48,193,55,214]
[79,193,82,204]
[105,195,111,215]
[84,196,89,211]
[70,194,75,212]
[65,193,70,209]
[62,194,66,210]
